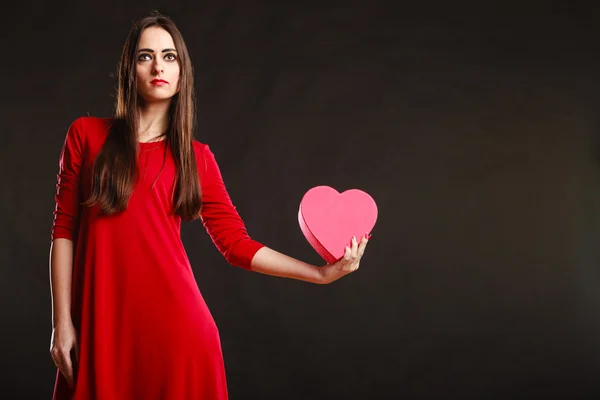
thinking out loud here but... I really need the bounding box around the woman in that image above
[49,11,369,400]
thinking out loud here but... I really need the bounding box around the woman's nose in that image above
[152,62,164,75]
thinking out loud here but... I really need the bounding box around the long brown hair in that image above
[83,11,202,220]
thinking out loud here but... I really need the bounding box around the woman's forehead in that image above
[138,27,176,49]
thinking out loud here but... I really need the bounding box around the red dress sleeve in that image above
[197,144,264,270]
[51,118,85,242]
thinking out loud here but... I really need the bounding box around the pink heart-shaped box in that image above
[298,186,378,264]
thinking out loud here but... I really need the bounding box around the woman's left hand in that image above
[318,234,370,284]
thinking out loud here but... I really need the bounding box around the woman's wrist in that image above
[53,312,73,328]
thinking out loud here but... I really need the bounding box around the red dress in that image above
[51,117,264,399]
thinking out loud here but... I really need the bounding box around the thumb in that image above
[62,353,74,388]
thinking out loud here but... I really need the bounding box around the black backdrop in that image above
[2,2,600,399]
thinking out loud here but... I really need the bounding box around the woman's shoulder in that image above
[192,140,220,174]
[192,139,211,157]
[69,115,112,129]
[192,139,208,149]
[67,116,112,143]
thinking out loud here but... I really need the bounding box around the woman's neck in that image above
[137,101,170,142]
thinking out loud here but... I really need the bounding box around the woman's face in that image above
[135,26,180,103]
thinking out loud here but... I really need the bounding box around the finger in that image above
[60,351,74,388]
[338,246,352,271]
[358,234,369,257]
[51,354,60,369]
[350,236,358,259]
[343,245,352,262]
[51,347,62,368]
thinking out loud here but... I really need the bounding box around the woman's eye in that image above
[165,53,177,61]
[138,53,152,61]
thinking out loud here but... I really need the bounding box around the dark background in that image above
[2,1,600,399]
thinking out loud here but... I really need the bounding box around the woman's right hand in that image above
[50,320,79,389]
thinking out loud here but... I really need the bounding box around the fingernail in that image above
[367,233,372,240]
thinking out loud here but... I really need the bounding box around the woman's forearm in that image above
[49,238,74,327]
[250,247,325,284]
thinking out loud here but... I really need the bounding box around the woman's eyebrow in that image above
[137,48,177,53]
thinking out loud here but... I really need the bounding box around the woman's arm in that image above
[49,118,86,389]
[250,246,323,283]
[49,239,80,391]
[250,234,369,284]
[197,144,265,269]
[197,144,370,280]
[49,238,74,328]
[50,118,84,326]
